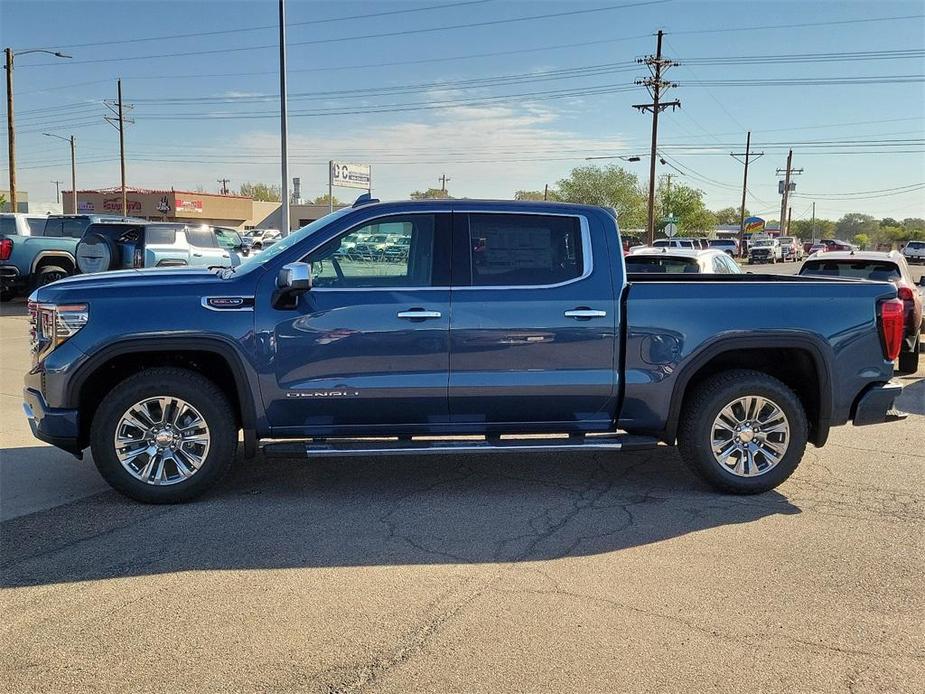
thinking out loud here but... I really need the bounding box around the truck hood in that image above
[31,267,230,301]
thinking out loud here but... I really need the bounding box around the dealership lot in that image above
[1,272,924,692]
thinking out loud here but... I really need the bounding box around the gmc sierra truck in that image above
[23,197,907,503]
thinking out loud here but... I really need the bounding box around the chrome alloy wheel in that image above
[710,396,790,477]
[113,397,211,486]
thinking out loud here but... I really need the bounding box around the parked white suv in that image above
[902,240,925,264]
[0,212,48,237]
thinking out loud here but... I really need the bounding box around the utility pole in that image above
[43,133,77,213]
[4,48,70,213]
[543,183,548,201]
[787,206,792,237]
[51,180,63,204]
[217,178,231,195]
[776,149,802,235]
[278,0,291,236]
[663,172,674,216]
[811,201,816,241]
[104,79,133,217]
[5,49,14,212]
[439,173,451,193]
[633,30,680,246]
[730,131,764,240]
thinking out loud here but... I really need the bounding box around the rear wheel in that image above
[898,333,920,375]
[33,264,71,288]
[678,369,808,494]
[90,367,238,503]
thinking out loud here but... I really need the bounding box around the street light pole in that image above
[278,0,291,236]
[3,48,72,212]
[43,132,77,213]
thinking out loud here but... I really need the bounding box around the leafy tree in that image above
[902,217,925,231]
[656,179,715,234]
[790,218,835,239]
[836,213,878,239]
[313,193,344,206]
[853,233,870,250]
[880,217,899,228]
[239,182,281,202]
[713,206,747,225]
[0,193,6,211]
[514,189,559,201]
[409,188,451,200]
[556,165,647,228]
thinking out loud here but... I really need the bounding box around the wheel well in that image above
[76,350,243,446]
[680,348,822,443]
[34,255,75,273]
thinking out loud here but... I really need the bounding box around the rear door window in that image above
[145,227,178,245]
[26,217,46,235]
[185,227,218,248]
[466,213,584,287]
[0,217,15,236]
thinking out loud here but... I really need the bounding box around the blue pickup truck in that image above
[22,197,907,503]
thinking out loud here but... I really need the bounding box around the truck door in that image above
[448,211,619,431]
[257,212,452,435]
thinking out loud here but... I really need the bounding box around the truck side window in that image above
[306,215,435,289]
[468,214,583,287]
[185,227,218,248]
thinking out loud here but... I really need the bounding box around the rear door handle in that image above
[564,309,607,319]
[397,309,442,320]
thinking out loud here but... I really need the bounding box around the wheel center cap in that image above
[738,427,755,444]
[154,430,174,447]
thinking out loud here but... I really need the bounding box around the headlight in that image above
[29,301,89,364]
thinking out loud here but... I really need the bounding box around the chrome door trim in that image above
[396,310,442,320]
[564,309,607,319]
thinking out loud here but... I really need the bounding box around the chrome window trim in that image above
[308,210,593,293]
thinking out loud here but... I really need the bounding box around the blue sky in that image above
[2,0,924,222]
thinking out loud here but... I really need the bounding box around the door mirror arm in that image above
[273,262,312,309]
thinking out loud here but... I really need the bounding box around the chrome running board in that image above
[261,433,660,458]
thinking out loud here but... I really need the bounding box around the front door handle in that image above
[397,309,442,320]
[564,308,607,319]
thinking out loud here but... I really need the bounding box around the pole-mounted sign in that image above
[328,161,372,212]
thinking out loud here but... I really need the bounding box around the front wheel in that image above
[90,367,238,503]
[33,265,71,288]
[678,369,808,494]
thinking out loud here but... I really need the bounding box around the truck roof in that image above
[805,250,905,264]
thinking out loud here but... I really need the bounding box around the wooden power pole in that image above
[730,131,764,240]
[633,30,680,245]
[105,79,133,216]
[776,149,802,235]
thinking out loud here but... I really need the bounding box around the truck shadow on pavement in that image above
[1,448,800,588]
[896,376,925,415]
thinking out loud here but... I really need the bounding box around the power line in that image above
[23,1,670,67]
[669,13,925,36]
[46,0,497,49]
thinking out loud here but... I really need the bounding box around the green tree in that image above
[514,189,559,201]
[836,213,878,239]
[853,233,871,250]
[790,218,835,239]
[902,217,925,231]
[880,217,899,228]
[556,165,646,228]
[0,193,6,211]
[409,188,451,200]
[657,179,715,235]
[713,206,747,225]
[239,182,281,202]
[313,193,344,206]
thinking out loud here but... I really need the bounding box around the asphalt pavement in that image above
[1,265,923,693]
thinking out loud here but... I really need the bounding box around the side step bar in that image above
[261,433,661,459]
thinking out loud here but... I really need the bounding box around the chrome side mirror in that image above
[274,262,312,309]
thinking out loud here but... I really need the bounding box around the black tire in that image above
[678,369,808,494]
[90,367,238,503]
[0,288,15,302]
[898,333,920,375]
[33,264,72,288]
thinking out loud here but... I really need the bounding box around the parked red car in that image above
[799,250,923,373]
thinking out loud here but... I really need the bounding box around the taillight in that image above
[0,238,12,261]
[897,286,914,302]
[878,299,905,362]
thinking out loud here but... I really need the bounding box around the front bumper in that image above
[853,381,906,426]
[23,387,83,456]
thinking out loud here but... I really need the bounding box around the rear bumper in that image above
[0,264,26,291]
[852,381,906,426]
[23,387,83,456]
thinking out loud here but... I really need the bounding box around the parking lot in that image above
[1,266,924,692]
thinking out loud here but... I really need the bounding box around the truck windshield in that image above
[233,208,354,273]
[752,240,773,247]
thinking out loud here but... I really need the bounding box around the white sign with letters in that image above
[330,161,371,190]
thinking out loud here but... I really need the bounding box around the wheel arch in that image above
[665,333,834,447]
[31,251,76,274]
[67,336,259,457]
